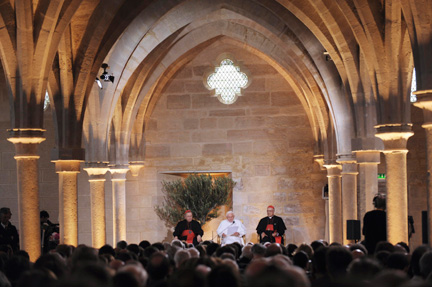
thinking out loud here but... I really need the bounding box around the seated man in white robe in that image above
[217,211,246,246]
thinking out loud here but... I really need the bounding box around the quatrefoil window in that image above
[206,58,249,105]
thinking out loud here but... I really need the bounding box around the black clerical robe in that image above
[256,215,286,245]
[0,222,19,252]
[173,219,203,245]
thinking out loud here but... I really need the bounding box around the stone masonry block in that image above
[218,118,234,129]
[185,80,208,93]
[254,165,270,176]
[200,118,217,129]
[166,94,191,109]
[209,109,246,117]
[271,91,298,106]
[175,67,193,79]
[145,145,170,158]
[164,80,185,93]
[183,118,199,130]
[237,92,270,106]
[202,143,232,156]
[233,142,253,155]
[191,130,227,142]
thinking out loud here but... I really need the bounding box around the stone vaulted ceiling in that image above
[0,0,423,164]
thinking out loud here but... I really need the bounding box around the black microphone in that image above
[233,221,235,224]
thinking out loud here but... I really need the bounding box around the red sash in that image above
[266,224,281,244]
[181,229,195,244]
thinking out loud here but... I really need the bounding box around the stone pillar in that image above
[355,151,380,225]
[324,164,343,243]
[413,91,432,244]
[338,160,358,244]
[53,160,81,246]
[109,166,129,245]
[7,129,45,262]
[314,155,329,242]
[375,125,413,244]
[84,164,109,248]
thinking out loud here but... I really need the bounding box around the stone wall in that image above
[137,40,328,244]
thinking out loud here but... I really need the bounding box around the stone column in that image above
[324,164,343,243]
[355,151,380,225]
[109,166,129,245]
[7,129,45,262]
[341,162,358,244]
[413,91,432,244]
[84,164,109,248]
[53,160,81,246]
[375,125,413,244]
[314,155,329,242]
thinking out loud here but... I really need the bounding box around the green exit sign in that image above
[378,173,386,179]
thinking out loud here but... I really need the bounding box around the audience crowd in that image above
[1,238,432,287]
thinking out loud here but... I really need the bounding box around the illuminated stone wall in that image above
[135,40,328,244]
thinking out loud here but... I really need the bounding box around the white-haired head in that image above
[226,211,235,222]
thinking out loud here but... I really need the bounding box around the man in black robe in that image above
[173,210,203,245]
[0,207,19,253]
[256,205,286,245]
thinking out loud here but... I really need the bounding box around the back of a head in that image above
[251,244,266,257]
[206,243,219,256]
[17,269,55,287]
[293,251,309,270]
[61,263,112,287]
[207,264,241,287]
[147,252,170,281]
[216,246,236,258]
[326,246,353,280]
[4,255,30,285]
[387,252,409,271]
[420,251,432,279]
[34,253,67,279]
[71,245,99,270]
[117,240,128,250]
[118,264,148,287]
[113,272,140,287]
[168,267,205,287]
[127,244,141,256]
[410,245,430,276]
[99,244,115,257]
[375,241,395,254]
[241,245,253,259]
[265,244,282,257]
[373,193,386,210]
[247,264,309,287]
[174,249,191,268]
[296,244,313,259]
[312,246,327,276]
[139,240,151,250]
[348,257,382,282]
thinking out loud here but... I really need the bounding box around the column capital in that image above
[375,124,413,152]
[129,161,145,176]
[7,129,46,158]
[84,162,109,181]
[413,90,432,111]
[53,160,82,173]
[109,165,130,181]
[336,153,356,164]
[354,150,381,164]
[324,164,342,177]
[313,155,325,170]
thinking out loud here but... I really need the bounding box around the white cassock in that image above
[217,219,246,246]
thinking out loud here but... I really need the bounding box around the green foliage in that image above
[155,174,235,227]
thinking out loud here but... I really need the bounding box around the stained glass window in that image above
[44,91,50,111]
[206,59,249,105]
